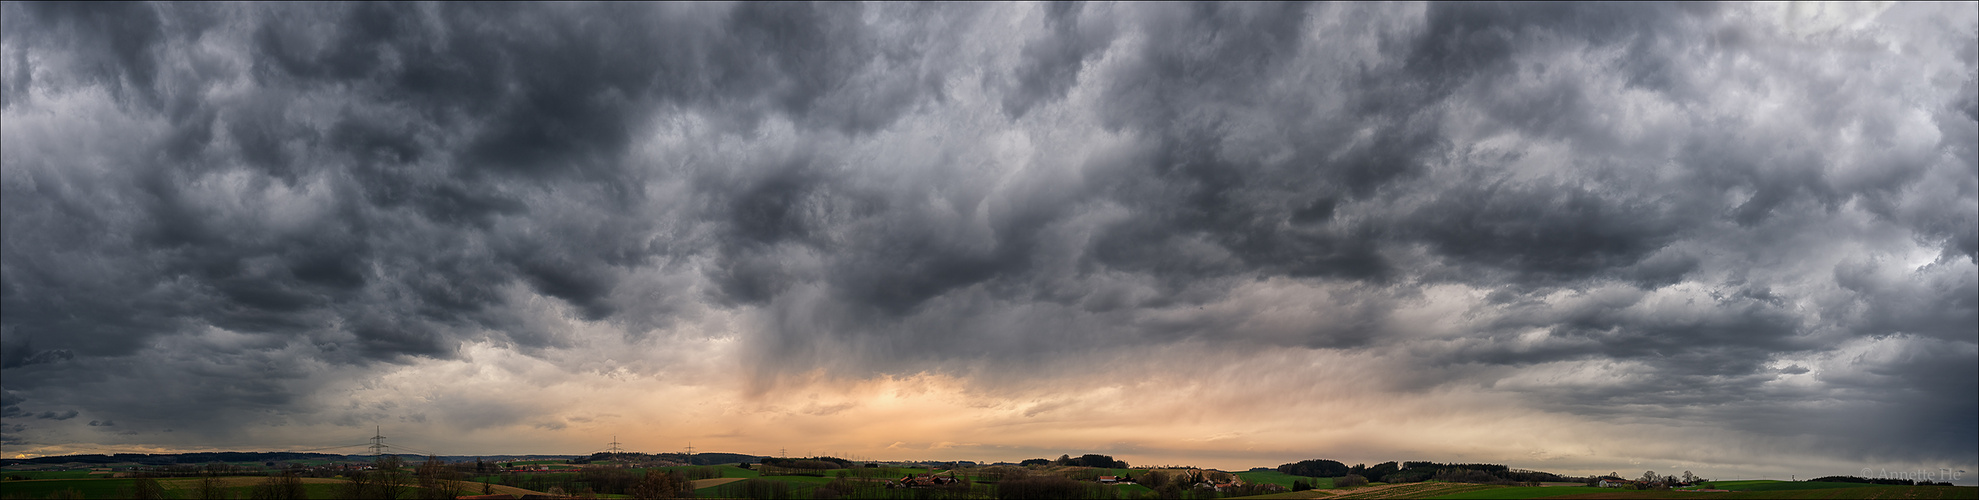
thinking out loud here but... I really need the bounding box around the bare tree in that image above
[417,455,458,499]
[337,469,372,499]
[375,456,410,499]
[250,468,306,500]
[195,471,229,500]
[631,469,690,500]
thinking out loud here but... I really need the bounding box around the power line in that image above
[387,444,444,458]
[285,443,372,453]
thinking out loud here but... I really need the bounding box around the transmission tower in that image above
[608,435,623,457]
[368,426,388,457]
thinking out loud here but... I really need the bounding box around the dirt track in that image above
[693,477,749,489]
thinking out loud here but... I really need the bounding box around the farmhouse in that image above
[1098,476,1118,484]
[895,474,960,487]
[1597,478,1635,488]
[1199,478,1245,492]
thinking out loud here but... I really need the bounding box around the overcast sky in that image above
[2,1,1974,481]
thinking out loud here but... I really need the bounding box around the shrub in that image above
[631,470,691,500]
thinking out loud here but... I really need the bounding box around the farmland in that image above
[1424,485,1616,499]
[0,477,444,499]
[1400,481,1979,500]
[1237,470,1335,489]
[6,452,1976,499]
[1322,481,1500,498]
[1538,485,1977,499]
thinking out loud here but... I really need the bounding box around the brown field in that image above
[1324,481,1498,499]
[1231,489,1339,498]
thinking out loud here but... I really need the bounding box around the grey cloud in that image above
[0,0,974,442]
[0,1,1972,468]
[1000,1,1118,118]
[88,420,113,427]
[35,410,77,421]
[1399,180,1691,285]
[5,2,170,108]
[0,423,22,446]
[1,347,75,369]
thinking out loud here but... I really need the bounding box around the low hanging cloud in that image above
[1,1,1973,478]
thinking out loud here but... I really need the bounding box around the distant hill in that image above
[1,452,349,466]
[660,452,762,465]
[579,451,764,465]
[0,452,586,467]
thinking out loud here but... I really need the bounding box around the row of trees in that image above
[1277,458,1565,484]
[760,456,855,476]
[1811,475,1953,486]
[1278,459,1350,478]
[1017,454,1130,469]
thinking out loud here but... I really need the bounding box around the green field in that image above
[0,479,139,499]
[505,459,570,466]
[694,475,831,498]
[1,470,101,480]
[1426,485,1608,499]
[1237,470,1334,489]
[1579,485,1973,499]
[1407,482,1979,500]
[1699,480,1783,489]
[1691,480,1885,492]
[1721,481,1885,492]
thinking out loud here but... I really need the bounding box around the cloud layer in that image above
[3,1,1973,479]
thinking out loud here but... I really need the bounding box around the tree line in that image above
[1017,454,1130,469]
[1277,458,1566,485]
[1812,475,1955,486]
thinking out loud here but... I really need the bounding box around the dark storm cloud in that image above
[1,1,1972,465]
[3,2,943,350]
[999,1,1117,118]
[0,1,927,439]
